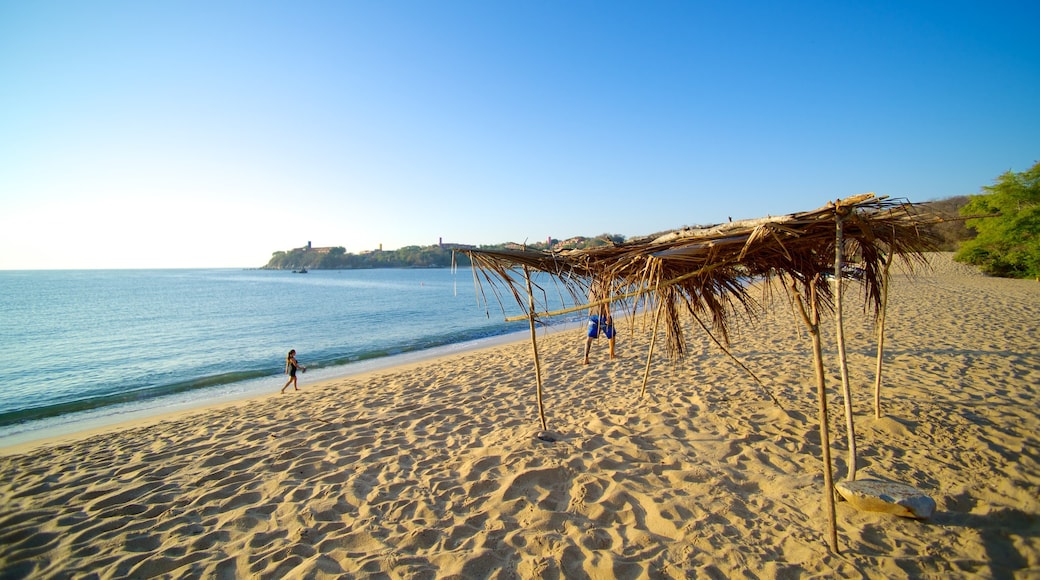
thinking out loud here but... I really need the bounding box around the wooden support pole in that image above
[790,277,839,554]
[834,210,858,482]
[873,252,892,420]
[639,299,665,399]
[689,311,784,409]
[523,265,548,432]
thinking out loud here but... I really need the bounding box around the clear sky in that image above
[1,1,1037,269]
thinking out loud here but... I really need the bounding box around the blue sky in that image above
[1,1,1037,269]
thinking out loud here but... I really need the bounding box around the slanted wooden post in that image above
[834,206,858,482]
[523,264,548,431]
[790,276,840,554]
[689,310,784,409]
[640,299,665,399]
[873,252,892,419]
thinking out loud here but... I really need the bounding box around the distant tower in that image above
[307,241,312,250]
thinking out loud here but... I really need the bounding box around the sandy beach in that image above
[1,253,1038,579]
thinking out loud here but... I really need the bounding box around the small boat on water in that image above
[292,267,308,274]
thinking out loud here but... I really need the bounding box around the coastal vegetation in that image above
[263,234,626,270]
[266,244,461,270]
[263,194,994,273]
[265,185,1020,274]
[954,160,1040,279]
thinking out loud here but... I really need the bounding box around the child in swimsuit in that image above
[280,349,306,393]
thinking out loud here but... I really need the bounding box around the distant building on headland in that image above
[438,237,476,250]
[294,241,333,255]
[293,238,480,255]
[551,236,591,251]
[497,236,593,252]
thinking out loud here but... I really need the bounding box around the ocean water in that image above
[0,268,576,445]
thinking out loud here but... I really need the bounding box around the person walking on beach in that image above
[583,284,616,365]
[281,349,306,393]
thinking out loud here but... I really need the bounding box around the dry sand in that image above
[1,253,1038,579]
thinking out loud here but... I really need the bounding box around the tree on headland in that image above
[955,160,1040,279]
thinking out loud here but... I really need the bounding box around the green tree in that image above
[955,161,1040,278]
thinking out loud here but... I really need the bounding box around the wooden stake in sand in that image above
[688,309,783,408]
[789,276,840,554]
[834,207,858,482]
[640,299,665,399]
[523,264,548,432]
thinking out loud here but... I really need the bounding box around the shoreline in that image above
[1,254,1038,578]
[0,327,555,456]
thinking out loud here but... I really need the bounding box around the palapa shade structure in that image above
[462,194,935,351]
[459,193,940,553]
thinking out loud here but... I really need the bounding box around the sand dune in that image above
[1,254,1038,578]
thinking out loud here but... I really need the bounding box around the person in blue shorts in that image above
[583,286,616,365]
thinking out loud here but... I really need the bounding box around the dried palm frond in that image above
[459,194,940,361]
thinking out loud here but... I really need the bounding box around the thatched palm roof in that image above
[460,194,939,360]
[461,193,943,552]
